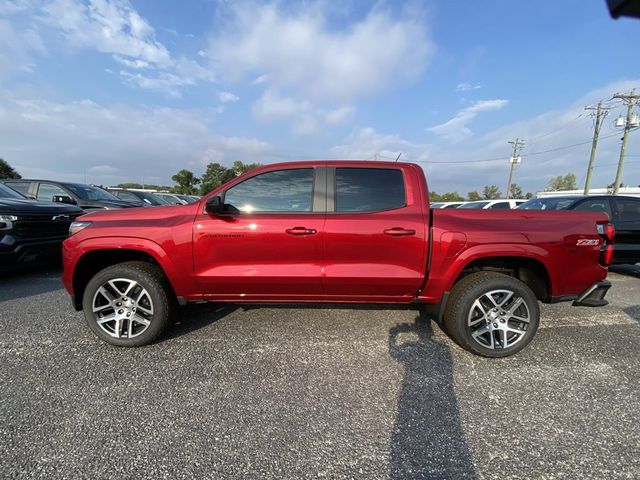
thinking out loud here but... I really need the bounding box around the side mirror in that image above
[205,195,224,214]
[53,195,77,205]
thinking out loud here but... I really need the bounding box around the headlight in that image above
[0,215,18,230]
[69,221,92,236]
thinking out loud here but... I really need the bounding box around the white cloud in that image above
[331,127,432,162]
[0,19,45,80]
[456,82,481,92]
[218,91,239,103]
[427,99,509,142]
[41,0,172,66]
[325,106,354,125]
[0,97,273,185]
[0,0,214,96]
[209,2,433,101]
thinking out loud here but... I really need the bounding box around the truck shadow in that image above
[388,317,476,479]
[164,304,239,340]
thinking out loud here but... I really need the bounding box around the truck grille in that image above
[13,214,82,239]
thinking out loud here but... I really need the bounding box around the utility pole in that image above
[583,102,610,195]
[612,89,640,195]
[506,138,524,199]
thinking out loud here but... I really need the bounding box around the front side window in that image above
[5,182,31,197]
[335,168,405,213]
[224,169,314,213]
[36,183,68,202]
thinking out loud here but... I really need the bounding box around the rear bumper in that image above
[572,280,611,307]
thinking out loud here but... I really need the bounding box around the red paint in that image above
[62,161,609,308]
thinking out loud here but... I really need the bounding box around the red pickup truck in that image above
[62,161,614,357]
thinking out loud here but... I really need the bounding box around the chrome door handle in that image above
[286,227,317,235]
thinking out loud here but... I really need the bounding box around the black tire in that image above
[82,261,174,347]
[443,272,540,358]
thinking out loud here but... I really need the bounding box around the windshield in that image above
[518,197,578,210]
[0,183,27,199]
[65,183,122,201]
[137,191,171,205]
[458,201,490,209]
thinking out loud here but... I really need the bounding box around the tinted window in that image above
[65,183,121,201]
[489,202,510,210]
[574,198,612,218]
[615,198,640,221]
[518,197,579,210]
[36,183,68,202]
[335,168,405,212]
[115,191,141,203]
[224,169,314,213]
[0,183,26,199]
[458,201,490,209]
[5,181,31,197]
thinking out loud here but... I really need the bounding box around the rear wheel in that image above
[82,261,174,346]
[443,272,540,357]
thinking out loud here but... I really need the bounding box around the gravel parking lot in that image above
[1,265,639,479]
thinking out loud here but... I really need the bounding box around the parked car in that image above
[1,179,137,211]
[155,192,199,205]
[518,195,640,264]
[108,189,171,206]
[0,183,84,269]
[62,161,612,357]
[431,201,468,209]
[458,199,527,209]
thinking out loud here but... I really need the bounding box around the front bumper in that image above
[572,280,611,307]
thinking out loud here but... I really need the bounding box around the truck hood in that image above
[0,197,85,215]
[80,202,200,222]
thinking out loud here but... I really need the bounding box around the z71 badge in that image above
[576,239,600,246]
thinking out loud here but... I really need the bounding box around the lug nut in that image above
[118,309,124,314]
[493,323,499,328]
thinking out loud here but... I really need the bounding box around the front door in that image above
[193,167,325,301]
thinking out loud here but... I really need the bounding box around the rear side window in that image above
[574,198,612,218]
[488,202,510,210]
[335,168,405,212]
[5,181,31,197]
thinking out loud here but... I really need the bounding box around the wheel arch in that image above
[72,248,175,311]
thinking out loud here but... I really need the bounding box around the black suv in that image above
[1,179,137,211]
[518,195,640,264]
[0,183,84,269]
[108,188,170,206]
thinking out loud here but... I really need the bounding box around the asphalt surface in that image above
[1,265,639,479]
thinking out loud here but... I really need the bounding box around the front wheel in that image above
[443,272,540,357]
[82,261,174,347]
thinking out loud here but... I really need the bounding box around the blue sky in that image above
[0,0,638,195]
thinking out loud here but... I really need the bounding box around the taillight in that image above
[597,221,615,266]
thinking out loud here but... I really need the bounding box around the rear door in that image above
[193,166,325,300]
[612,197,640,264]
[322,165,428,301]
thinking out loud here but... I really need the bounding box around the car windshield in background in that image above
[0,183,26,199]
[518,197,578,210]
[66,183,121,201]
[458,201,490,209]
[137,191,171,205]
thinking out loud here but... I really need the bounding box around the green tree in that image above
[440,192,464,201]
[230,160,261,176]
[546,173,577,191]
[467,191,482,201]
[525,192,534,199]
[0,159,21,179]
[430,192,443,202]
[171,169,200,195]
[482,185,502,199]
[509,183,524,198]
[199,163,234,195]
